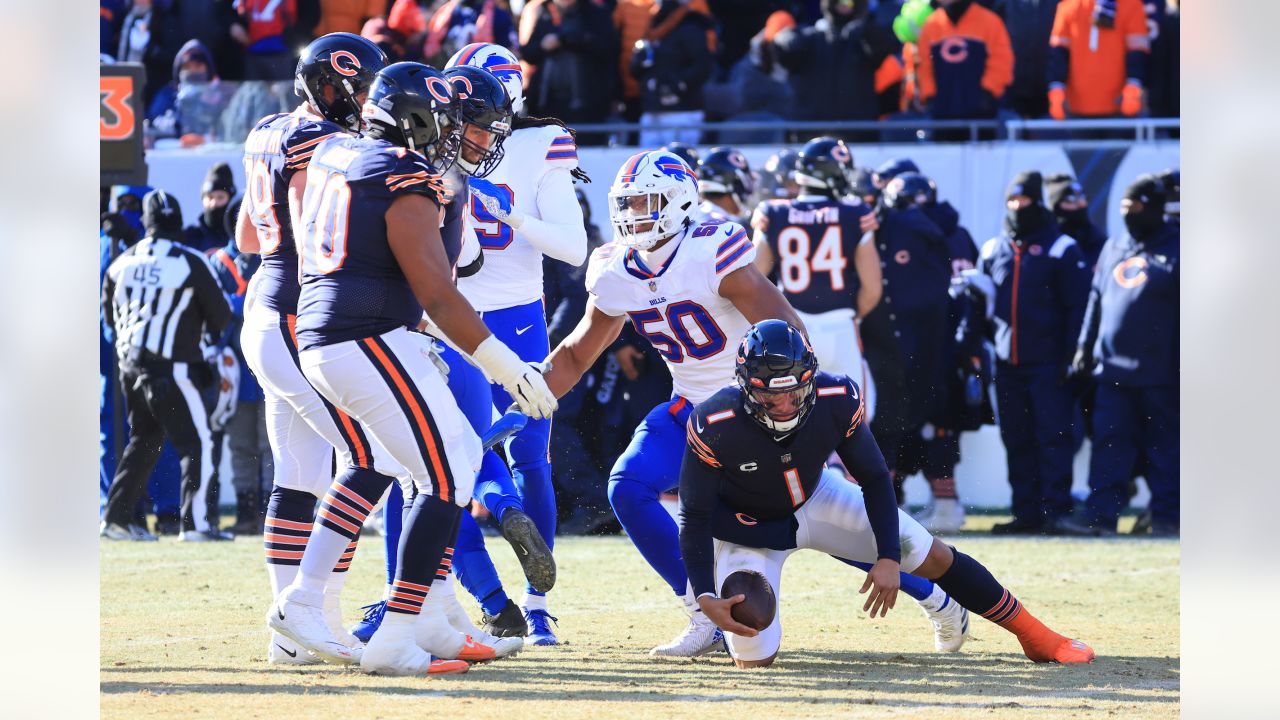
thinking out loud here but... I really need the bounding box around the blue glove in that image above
[468,177,518,225]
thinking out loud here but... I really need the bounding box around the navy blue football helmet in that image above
[362,62,461,167]
[296,33,389,131]
[882,172,936,210]
[444,66,514,178]
[735,320,819,436]
[698,147,755,213]
[795,137,856,197]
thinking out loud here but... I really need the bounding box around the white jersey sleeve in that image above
[701,219,756,296]
[584,242,629,317]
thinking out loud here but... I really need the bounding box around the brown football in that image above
[720,570,777,631]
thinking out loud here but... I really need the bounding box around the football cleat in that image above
[100,522,134,541]
[918,498,966,534]
[360,614,434,676]
[919,584,969,652]
[428,657,471,675]
[483,599,529,638]
[649,613,724,658]
[440,587,523,659]
[1043,637,1096,664]
[523,608,560,646]
[350,600,387,644]
[414,609,470,659]
[500,510,557,593]
[267,587,360,665]
[129,524,159,541]
[267,633,323,666]
[178,529,234,542]
[324,592,362,648]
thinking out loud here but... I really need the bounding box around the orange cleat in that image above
[456,635,498,663]
[1050,638,1096,664]
[428,658,471,675]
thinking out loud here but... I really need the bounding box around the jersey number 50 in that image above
[627,301,726,363]
[299,169,352,275]
[470,184,515,250]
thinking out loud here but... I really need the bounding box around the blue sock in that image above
[453,510,509,616]
[835,557,936,601]
[382,482,405,586]
[474,450,524,522]
[608,476,687,596]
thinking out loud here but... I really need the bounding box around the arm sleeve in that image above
[191,254,232,335]
[835,412,901,563]
[982,14,1014,98]
[1047,45,1069,86]
[678,434,723,599]
[523,167,589,266]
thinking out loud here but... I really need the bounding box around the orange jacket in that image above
[917,3,1013,114]
[314,0,385,37]
[1050,0,1148,117]
[613,0,656,100]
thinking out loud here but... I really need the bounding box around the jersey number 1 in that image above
[299,169,352,275]
[777,225,847,294]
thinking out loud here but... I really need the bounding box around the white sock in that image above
[296,527,351,594]
[268,563,300,600]
[521,592,548,612]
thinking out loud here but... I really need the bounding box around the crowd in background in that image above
[100,125,1180,538]
[99,0,1179,147]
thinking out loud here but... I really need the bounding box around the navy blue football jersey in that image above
[241,107,346,314]
[751,196,873,314]
[294,135,448,351]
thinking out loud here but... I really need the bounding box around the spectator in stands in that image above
[117,0,181,106]
[773,0,899,127]
[208,199,273,536]
[916,0,1013,120]
[975,171,1092,535]
[613,0,657,122]
[314,0,384,37]
[630,0,716,147]
[702,10,795,142]
[706,0,779,72]
[420,0,519,66]
[219,80,295,143]
[148,39,236,143]
[1048,0,1151,120]
[520,0,618,133]
[362,17,410,62]
[232,0,299,81]
[102,0,127,59]
[115,0,153,65]
[1045,173,1108,268]
[184,163,237,253]
[167,0,243,81]
[1147,0,1178,119]
[991,0,1061,118]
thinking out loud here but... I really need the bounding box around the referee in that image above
[101,189,232,542]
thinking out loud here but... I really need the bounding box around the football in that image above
[720,570,777,631]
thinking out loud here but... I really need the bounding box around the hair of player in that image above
[514,113,592,184]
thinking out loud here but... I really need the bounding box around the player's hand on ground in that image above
[859,558,901,618]
[698,594,759,637]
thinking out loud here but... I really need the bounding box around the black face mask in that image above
[1124,207,1165,241]
[1005,204,1049,237]
[204,205,228,235]
[1057,207,1089,230]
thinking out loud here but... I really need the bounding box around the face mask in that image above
[179,69,209,85]
[1006,204,1047,236]
[203,205,227,234]
[1124,208,1164,240]
[120,209,144,233]
[1057,207,1089,229]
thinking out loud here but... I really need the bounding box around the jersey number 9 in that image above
[470,184,516,250]
[299,170,352,275]
[627,300,726,363]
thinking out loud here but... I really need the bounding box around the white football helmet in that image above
[445,43,526,117]
[607,150,699,251]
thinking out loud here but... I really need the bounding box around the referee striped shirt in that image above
[102,235,231,365]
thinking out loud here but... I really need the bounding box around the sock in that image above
[930,476,958,500]
[264,486,316,598]
[452,509,509,616]
[835,557,936,602]
[935,548,1067,661]
[521,592,548,612]
[295,468,392,594]
[382,482,405,587]
[607,476,687,596]
[327,539,357,595]
[474,451,524,523]
[387,492,461,616]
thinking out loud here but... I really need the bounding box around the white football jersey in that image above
[587,217,757,404]
[458,124,579,311]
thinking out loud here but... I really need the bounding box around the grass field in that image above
[101,517,1179,719]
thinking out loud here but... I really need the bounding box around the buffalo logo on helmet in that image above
[330,50,361,77]
[481,54,522,82]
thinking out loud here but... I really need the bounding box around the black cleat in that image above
[1047,514,1114,537]
[991,516,1045,535]
[500,509,556,593]
[483,599,529,638]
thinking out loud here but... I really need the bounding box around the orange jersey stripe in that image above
[334,411,370,468]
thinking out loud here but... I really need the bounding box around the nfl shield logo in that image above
[781,453,792,463]
[648,280,658,292]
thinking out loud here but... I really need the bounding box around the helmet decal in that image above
[330,50,361,77]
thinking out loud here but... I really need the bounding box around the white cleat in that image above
[919,584,969,652]
[919,498,966,534]
[362,613,434,676]
[649,612,725,658]
[267,587,361,665]
[267,633,323,666]
[324,593,363,648]
[440,585,523,659]
[414,609,467,659]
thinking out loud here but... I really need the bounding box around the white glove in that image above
[419,334,450,379]
[470,336,557,419]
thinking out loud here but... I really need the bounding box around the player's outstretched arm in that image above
[542,297,626,398]
[835,404,902,617]
[854,239,882,317]
[386,193,556,419]
[720,263,808,338]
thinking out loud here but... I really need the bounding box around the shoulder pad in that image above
[285,120,345,171]
[541,126,578,167]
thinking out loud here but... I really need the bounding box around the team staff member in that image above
[976,172,1092,535]
[1047,0,1151,119]
[915,0,1013,119]
[1061,175,1179,537]
[102,189,232,542]
[1045,173,1108,268]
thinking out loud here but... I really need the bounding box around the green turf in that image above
[101,522,1179,719]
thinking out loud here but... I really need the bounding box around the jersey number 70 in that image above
[299,169,352,275]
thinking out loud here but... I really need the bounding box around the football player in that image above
[755,148,801,203]
[267,61,557,677]
[695,147,755,224]
[444,42,591,645]
[236,32,393,666]
[538,150,969,658]
[750,137,881,419]
[682,320,1096,668]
